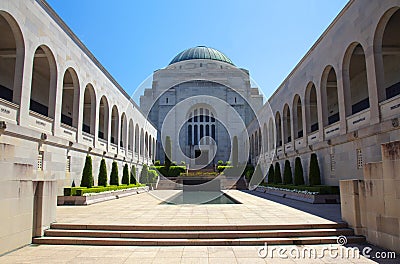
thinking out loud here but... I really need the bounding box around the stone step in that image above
[33,235,366,246]
[50,222,348,231]
[44,228,354,239]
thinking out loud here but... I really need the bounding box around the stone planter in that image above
[254,186,340,204]
[57,186,149,206]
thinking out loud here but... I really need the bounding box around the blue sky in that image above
[46,0,348,100]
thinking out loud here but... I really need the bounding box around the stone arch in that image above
[263,123,268,153]
[128,119,134,151]
[321,66,340,126]
[135,124,139,154]
[293,94,303,139]
[29,45,57,118]
[268,117,275,151]
[283,104,291,143]
[140,128,144,156]
[110,105,119,145]
[98,96,109,140]
[61,67,79,128]
[305,82,319,133]
[343,42,370,116]
[275,112,282,147]
[374,7,400,103]
[82,84,96,135]
[0,11,25,105]
[120,112,127,148]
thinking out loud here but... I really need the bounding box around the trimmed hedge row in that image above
[151,165,185,177]
[261,183,339,195]
[64,184,144,196]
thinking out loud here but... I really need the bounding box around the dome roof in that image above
[169,46,234,65]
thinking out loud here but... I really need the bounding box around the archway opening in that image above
[348,44,370,115]
[82,85,95,135]
[30,46,56,118]
[0,13,23,104]
[275,112,282,147]
[293,95,303,139]
[322,67,339,125]
[61,68,79,127]
[111,106,119,145]
[306,84,319,133]
[98,96,109,140]
[283,104,291,143]
[381,9,400,101]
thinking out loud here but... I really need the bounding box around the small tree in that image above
[80,155,93,188]
[283,160,293,185]
[71,180,75,187]
[274,162,282,184]
[294,157,305,186]
[130,165,137,184]
[122,164,129,185]
[140,164,149,184]
[267,164,275,184]
[98,158,108,187]
[110,161,119,186]
[309,153,321,186]
[164,136,172,169]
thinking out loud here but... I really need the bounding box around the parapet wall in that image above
[340,140,400,253]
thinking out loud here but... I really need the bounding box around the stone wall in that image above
[340,140,400,253]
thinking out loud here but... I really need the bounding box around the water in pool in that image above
[163,191,240,205]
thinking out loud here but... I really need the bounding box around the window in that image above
[330,154,335,173]
[66,156,71,172]
[37,151,44,171]
[166,97,168,104]
[357,149,363,169]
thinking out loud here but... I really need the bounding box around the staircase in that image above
[33,222,365,246]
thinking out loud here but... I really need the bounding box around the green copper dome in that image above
[169,46,234,65]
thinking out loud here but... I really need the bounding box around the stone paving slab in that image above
[1,244,397,263]
[55,190,338,226]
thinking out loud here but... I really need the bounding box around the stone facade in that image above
[247,0,400,186]
[140,57,263,167]
[340,140,400,253]
[0,0,156,255]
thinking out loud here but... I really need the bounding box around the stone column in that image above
[52,68,63,137]
[365,45,380,125]
[336,66,347,135]
[18,52,34,127]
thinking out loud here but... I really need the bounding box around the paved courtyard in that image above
[55,190,338,226]
[1,191,398,263]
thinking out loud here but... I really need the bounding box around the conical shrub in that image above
[122,164,129,185]
[80,155,93,188]
[309,153,321,186]
[274,162,282,184]
[98,158,108,187]
[130,165,137,184]
[110,161,119,186]
[294,157,305,185]
[283,160,293,185]
[267,164,274,184]
[140,164,149,184]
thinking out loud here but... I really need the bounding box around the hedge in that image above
[151,165,185,177]
[74,184,144,196]
[263,184,339,195]
[217,165,233,173]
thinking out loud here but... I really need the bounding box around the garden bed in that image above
[254,185,340,204]
[58,185,149,206]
